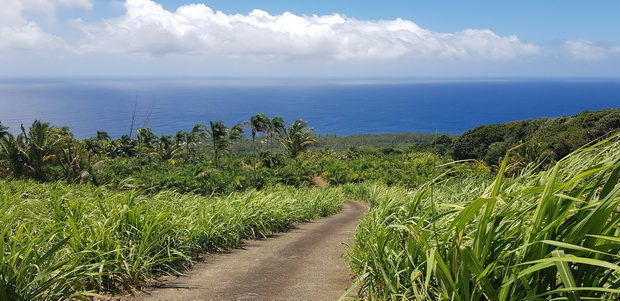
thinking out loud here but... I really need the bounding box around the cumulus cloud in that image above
[0,23,67,51]
[18,0,92,15]
[0,0,92,51]
[564,39,620,61]
[77,0,539,61]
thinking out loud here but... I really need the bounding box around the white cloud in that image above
[0,23,67,50]
[20,0,92,16]
[77,0,539,61]
[565,40,606,61]
[0,0,92,51]
[564,39,620,61]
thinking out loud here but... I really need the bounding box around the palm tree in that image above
[247,114,271,143]
[229,123,245,141]
[172,128,203,159]
[246,113,271,183]
[0,132,26,177]
[20,120,62,180]
[191,123,208,141]
[136,127,156,158]
[280,119,318,158]
[264,116,282,150]
[118,135,137,158]
[96,130,112,156]
[209,120,230,168]
[228,123,245,157]
[174,130,186,148]
[246,114,270,156]
[0,121,8,140]
[0,120,74,180]
[54,126,88,183]
[0,121,18,175]
[190,123,208,158]
[157,134,174,160]
[272,116,285,137]
[96,130,110,141]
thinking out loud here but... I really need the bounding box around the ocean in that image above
[0,77,619,139]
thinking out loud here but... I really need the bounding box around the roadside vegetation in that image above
[0,180,345,299]
[0,108,619,299]
[346,135,620,300]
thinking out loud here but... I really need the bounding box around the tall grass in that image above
[0,181,345,299]
[347,135,620,300]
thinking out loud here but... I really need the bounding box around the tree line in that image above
[451,108,620,166]
[3,108,618,187]
[0,113,317,182]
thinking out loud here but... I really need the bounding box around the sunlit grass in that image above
[347,135,620,300]
[0,181,345,299]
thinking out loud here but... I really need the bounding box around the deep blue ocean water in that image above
[0,78,619,139]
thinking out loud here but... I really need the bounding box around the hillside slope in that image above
[452,108,620,164]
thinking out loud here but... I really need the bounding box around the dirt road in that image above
[134,200,368,301]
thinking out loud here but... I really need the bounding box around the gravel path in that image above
[133,200,368,301]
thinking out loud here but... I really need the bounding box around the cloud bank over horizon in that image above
[1,0,619,77]
[74,0,540,61]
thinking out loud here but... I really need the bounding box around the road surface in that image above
[133,200,368,301]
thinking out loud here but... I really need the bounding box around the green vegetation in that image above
[87,149,483,195]
[346,135,620,300]
[1,115,464,195]
[316,132,443,150]
[452,108,620,165]
[0,180,345,299]
[1,108,619,299]
[279,119,318,158]
[0,120,89,182]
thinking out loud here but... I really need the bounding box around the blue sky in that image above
[153,1,619,43]
[2,0,619,77]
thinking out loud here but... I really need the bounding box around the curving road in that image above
[134,200,368,301]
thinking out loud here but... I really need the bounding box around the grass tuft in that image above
[347,134,620,300]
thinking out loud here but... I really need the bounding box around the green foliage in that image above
[348,135,620,300]
[0,132,26,177]
[452,122,512,161]
[0,180,346,298]
[229,123,245,141]
[88,147,479,196]
[279,119,318,158]
[317,132,442,150]
[452,108,620,165]
[248,113,271,139]
[1,108,618,299]
[2,116,457,191]
[209,120,229,168]
[0,120,90,182]
[0,121,8,140]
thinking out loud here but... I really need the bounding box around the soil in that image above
[130,200,368,301]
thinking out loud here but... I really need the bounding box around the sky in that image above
[1,0,619,78]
